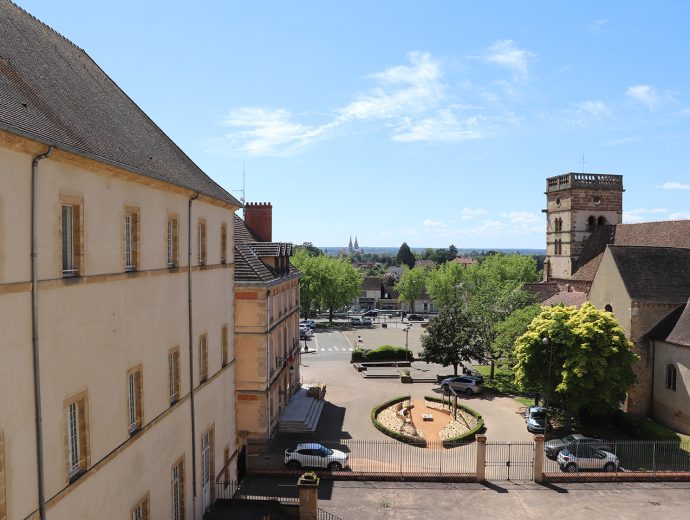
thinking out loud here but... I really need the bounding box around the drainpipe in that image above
[187,192,199,520]
[31,145,54,520]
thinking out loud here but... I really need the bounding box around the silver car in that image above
[440,375,483,396]
[557,446,619,472]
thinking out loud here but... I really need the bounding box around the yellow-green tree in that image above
[514,303,637,424]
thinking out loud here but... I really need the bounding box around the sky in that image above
[17,1,690,249]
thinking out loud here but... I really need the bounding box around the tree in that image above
[317,256,362,322]
[514,303,638,426]
[425,261,467,309]
[291,249,320,318]
[294,243,323,257]
[420,306,484,375]
[395,265,428,313]
[396,242,416,269]
[492,304,542,367]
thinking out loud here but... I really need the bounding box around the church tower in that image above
[544,173,623,281]
[354,236,359,249]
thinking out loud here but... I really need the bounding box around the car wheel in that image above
[287,460,301,469]
[327,462,342,471]
[465,388,473,396]
[565,463,577,473]
[603,462,616,472]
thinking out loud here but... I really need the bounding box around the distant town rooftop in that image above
[546,173,623,192]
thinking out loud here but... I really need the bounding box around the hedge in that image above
[424,395,485,445]
[352,345,411,363]
[370,395,427,446]
[612,410,681,442]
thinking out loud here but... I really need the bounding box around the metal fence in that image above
[215,479,299,505]
[246,437,476,478]
[543,439,690,476]
[485,441,535,481]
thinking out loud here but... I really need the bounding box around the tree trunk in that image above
[489,358,495,379]
[453,363,458,375]
[328,307,333,323]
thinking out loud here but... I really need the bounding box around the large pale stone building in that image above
[541,172,690,431]
[234,204,302,438]
[0,2,240,519]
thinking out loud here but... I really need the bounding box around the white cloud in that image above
[655,182,690,190]
[623,213,645,224]
[391,110,486,143]
[506,211,542,234]
[626,85,659,109]
[218,107,327,156]
[460,208,488,220]
[669,212,690,220]
[623,208,669,223]
[485,40,534,79]
[604,137,640,146]
[423,219,447,230]
[589,18,608,30]
[572,100,609,118]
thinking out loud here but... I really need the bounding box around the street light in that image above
[542,335,554,432]
[403,326,411,360]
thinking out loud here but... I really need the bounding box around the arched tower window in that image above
[554,218,562,232]
[666,364,677,391]
[587,216,596,232]
[604,304,613,312]
[598,216,607,226]
[554,239,562,255]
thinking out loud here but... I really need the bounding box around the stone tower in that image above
[544,173,623,281]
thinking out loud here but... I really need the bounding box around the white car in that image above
[362,317,374,326]
[284,443,349,470]
[300,319,316,329]
[557,446,619,472]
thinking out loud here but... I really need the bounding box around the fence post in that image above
[297,472,319,520]
[476,434,487,481]
[533,434,544,483]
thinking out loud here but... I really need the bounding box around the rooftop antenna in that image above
[231,161,246,205]
[580,154,588,174]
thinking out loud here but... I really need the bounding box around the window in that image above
[124,208,140,271]
[131,494,149,520]
[199,335,208,383]
[598,216,607,226]
[221,325,229,367]
[197,220,207,266]
[554,239,562,255]
[201,427,215,508]
[220,223,227,264]
[127,367,143,434]
[172,458,185,520]
[0,431,5,520]
[554,217,562,233]
[587,215,596,232]
[167,217,179,267]
[168,348,180,404]
[60,195,83,276]
[666,364,677,391]
[64,392,89,482]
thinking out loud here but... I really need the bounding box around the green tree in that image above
[421,306,484,375]
[317,256,362,322]
[396,242,416,269]
[425,261,467,309]
[493,304,542,367]
[294,243,323,257]
[395,265,428,313]
[291,249,320,318]
[514,303,637,426]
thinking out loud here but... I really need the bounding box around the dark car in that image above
[407,314,425,321]
[544,434,613,459]
[362,310,378,318]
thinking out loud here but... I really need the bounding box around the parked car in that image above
[299,326,313,339]
[407,314,425,322]
[557,446,619,473]
[439,375,483,396]
[284,443,349,470]
[362,310,378,318]
[544,434,613,460]
[362,317,374,326]
[350,317,363,326]
[525,406,550,433]
[300,319,316,329]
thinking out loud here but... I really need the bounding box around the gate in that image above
[485,441,535,481]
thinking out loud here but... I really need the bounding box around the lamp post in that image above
[542,335,554,432]
[403,326,411,360]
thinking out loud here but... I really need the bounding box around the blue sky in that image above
[18,1,690,249]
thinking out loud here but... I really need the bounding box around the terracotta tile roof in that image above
[666,299,690,346]
[0,1,240,206]
[454,257,477,266]
[608,246,690,304]
[524,282,561,303]
[541,290,587,307]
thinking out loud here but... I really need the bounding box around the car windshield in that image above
[318,446,333,456]
[531,411,545,419]
[562,435,577,443]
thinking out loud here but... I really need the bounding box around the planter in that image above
[400,375,413,383]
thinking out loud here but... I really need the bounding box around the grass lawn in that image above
[472,364,534,406]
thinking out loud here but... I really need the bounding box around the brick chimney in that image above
[244,202,272,242]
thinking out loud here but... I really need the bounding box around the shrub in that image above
[370,395,426,446]
[363,345,411,361]
[424,395,485,445]
[612,411,681,442]
[350,348,368,362]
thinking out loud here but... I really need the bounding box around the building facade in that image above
[0,3,240,519]
[234,205,302,437]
